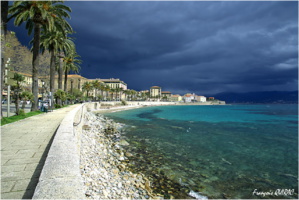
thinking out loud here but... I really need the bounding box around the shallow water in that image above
[104,104,298,199]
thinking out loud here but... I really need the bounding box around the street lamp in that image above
[42,80,45,102]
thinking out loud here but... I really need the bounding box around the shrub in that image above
[19,109,26,116]
[54,104,62,109]
[121,100,127,106]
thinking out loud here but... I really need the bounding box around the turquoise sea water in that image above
[104,104,298,199]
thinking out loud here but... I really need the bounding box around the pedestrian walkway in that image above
[1,104,80,199]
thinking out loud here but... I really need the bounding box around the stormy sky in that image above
[8,1,298,95]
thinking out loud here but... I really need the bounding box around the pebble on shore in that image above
[80,111,159,199]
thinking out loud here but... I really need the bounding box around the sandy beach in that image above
[93,100,225,114]
[93,101,176,114]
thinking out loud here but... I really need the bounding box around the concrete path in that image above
[1,104,80,199]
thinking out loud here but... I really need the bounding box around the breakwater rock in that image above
[80,111,157,199]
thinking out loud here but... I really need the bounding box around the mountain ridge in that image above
[213,91,298,104]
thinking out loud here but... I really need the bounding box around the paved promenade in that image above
[1,104,80,199]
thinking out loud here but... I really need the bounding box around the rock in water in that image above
[119,139,130,146]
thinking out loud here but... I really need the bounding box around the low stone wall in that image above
[32,104,86,199]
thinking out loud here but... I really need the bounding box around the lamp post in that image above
[42,80,45,102]
[5,58,11,117]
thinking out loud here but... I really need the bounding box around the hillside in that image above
[2,31,51,76]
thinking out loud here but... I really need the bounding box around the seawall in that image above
[32,103,100,199]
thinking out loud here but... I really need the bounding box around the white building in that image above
[196,96,207,102]
[183,93,196,103]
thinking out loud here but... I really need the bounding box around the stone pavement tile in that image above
[14,152,36,159]
[1,169,41,181]
[1,181,16,193]
[12,178,38,192]
[1,145,38,151]
[1,165,26,174]
[24,163,43,171]
[4,157,40,165]
[32,152,44,158]
[38,144,52,152]
[15,149,37,155]
[1,150,19,158]
[1,191,24,199]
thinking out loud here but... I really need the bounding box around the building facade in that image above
[98,78,127,90]
[170,94,182,102]
[195,96,207,102]
[183,93,196,103]
[150,86,161,98]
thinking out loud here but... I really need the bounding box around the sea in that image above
[104,104,298,199]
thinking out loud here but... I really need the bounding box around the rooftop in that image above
[151,86,161,89]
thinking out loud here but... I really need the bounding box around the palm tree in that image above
[82,82,93,100]
[131,90,137,101]
[40,29,74,108]
[115,88,124,101]
[92,80,101,100]
[63,50,81,92]
[9,1,72,111]
[57,52,64,91]
[99,82,106,100]
[103,85,110,101]
[109,88,115,101]
[20,91,33,110]
[1,1,9,118]
[12,73,25,115]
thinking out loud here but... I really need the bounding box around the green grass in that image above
[1,110,43,126]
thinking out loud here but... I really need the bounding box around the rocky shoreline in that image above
[80,111,162,199]
[80,109,198,199]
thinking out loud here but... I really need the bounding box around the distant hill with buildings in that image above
[214,91,298,104]
[3,31,51,76]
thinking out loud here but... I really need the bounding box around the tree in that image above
[9,1,72,111]
[99,83,106,98]
[92,80,101,100]
[71,88,83,101]
[131,90,137,101]
[63,49,81,92]
[82,82,93,99]
[40,29,74,108]
[110,88,116,101]
[115,87,123,101]
[20,91,33,109]
[123,89,131,101]
[54,89,66,105]
[1,1,9,35]
[103,85,110,101]
[12,73,25,115]
[1,1,9,118]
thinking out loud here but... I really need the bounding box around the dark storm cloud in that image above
[9,1,298,95]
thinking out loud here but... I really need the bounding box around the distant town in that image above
[2,71,224,104]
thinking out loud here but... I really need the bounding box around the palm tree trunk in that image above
[64,70,68,92]
[31,23,40,111]
[58,53,63,90]
[57,52,64,106]
[1,1,8,118]
[49,49,55,110]
[70,79,73,94]
[15,92,19,115]
[22,100,26,110]
[1,1,8,35]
